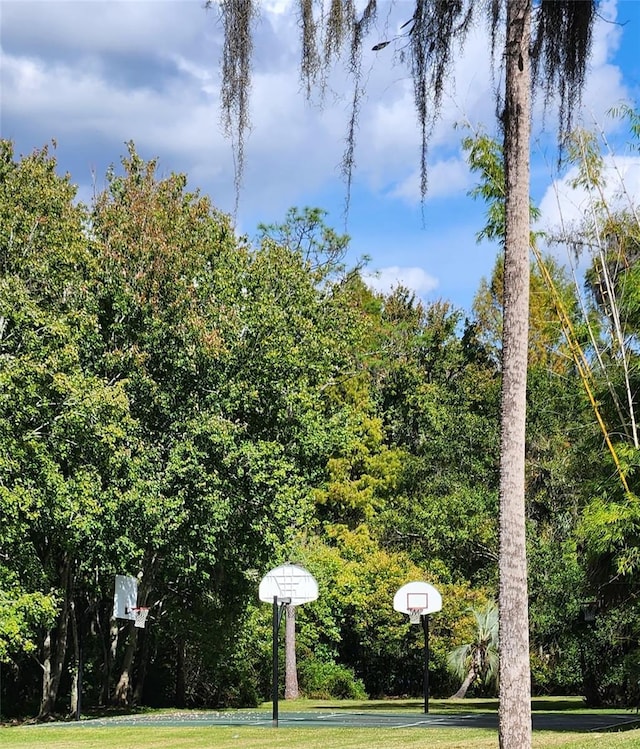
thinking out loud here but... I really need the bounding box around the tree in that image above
[462,116,640,705]
[214,3,596,745]
[545,116,640,707]
[448,602,499,699]
[365,294,501,586]
[0,140,141,718]
[284,604,299,699]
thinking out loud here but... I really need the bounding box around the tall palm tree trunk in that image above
[499,2,532,748]
[284,604,299,699]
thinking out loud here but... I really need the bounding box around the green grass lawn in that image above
[2,724,640,749]
[2,698,639,749]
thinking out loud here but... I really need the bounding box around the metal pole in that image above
[272,596,279,727]
[270,597,289,727]
[422,614,430,714]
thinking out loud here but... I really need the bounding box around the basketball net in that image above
[133,607,149,629]
[409,609,423,625]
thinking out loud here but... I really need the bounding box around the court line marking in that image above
[391,720,431,728]
[588,717,640,733]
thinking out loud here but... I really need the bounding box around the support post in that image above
[272,596,279,727]
[259,564,317,726]
[422,614,430,714]
[271,596,289,727]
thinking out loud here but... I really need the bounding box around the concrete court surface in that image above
[42,709,640,733]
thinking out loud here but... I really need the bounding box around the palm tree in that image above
[448,602,499,699]
[284,604,300,699]
[498,4,533,742]
[213,3,597,746]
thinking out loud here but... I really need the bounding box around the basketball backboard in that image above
[113,574,138,620]
[393,581,442,616]
[258,563,318,606]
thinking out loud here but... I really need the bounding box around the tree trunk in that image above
[96,605,117,706]
[499,2,533,749]
[100,611,119,705]
[38,592,70,719]
[113,623,138,706]
[284,604,299,700]
[451,668,476,699]
[39,628,53,719]
[69,599,81,719]
[132,627,150,705]
[175,638,187,708]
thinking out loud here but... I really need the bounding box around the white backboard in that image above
[258,563,318,606]
[113,574,138,620]
[393,581,442,615]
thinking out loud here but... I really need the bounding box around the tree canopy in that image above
[4,110,640,723]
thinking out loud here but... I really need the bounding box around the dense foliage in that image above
[1,130,639,719]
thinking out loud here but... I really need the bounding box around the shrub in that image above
[299,659,367,699]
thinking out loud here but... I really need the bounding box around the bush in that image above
[299,659,368,699]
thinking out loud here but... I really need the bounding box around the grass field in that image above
[3,724,640,749]
[2,698,639,749]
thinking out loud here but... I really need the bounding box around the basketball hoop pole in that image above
[259,564,318,728]
[271,595,290,727]
[409,610,430,714]
[394,581,442,716]
[422,614,430,714]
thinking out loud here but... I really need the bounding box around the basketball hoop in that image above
[132,607,149,629]
[393,581,443,716]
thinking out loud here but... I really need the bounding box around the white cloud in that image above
[363,266,439,297]
[1,48,221,150]
[1,0,207,58]
[536,152,640,289]
[1,0,637,288]
[389,156,473,204]
[262,0,294,14]
[538,155,640,237]
[589,0,622,68]
[580,0,630,127]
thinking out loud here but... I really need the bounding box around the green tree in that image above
[463,128,603,699]
[358,292,501,585]
[0,140,140,718]
[257,206,351,277]
[90,148,335,706]
[90,152,384,709]
[536,116,640,705]
[447,601,499,699]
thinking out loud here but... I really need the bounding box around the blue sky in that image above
[1,0,639,313]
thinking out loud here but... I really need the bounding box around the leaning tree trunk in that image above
[113,623,138,706]
[499,2,533,748]
[451,668,477,700]
[284,604,299,700]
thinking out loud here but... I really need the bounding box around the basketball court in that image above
[58,708,640,733]
[101,571,640,736]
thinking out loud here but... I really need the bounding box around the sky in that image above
[1,0,639,314]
